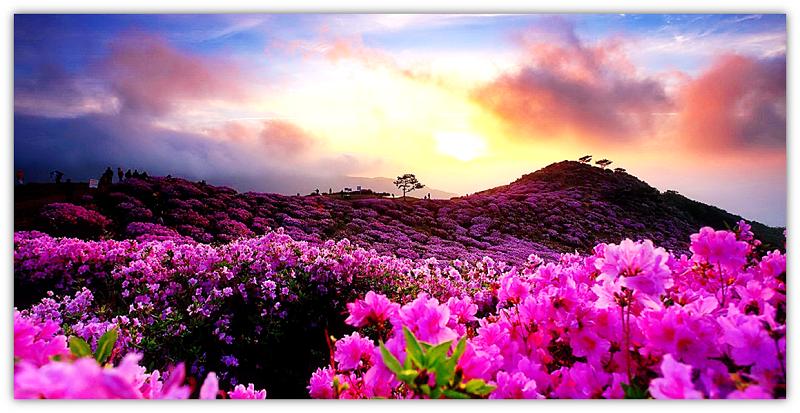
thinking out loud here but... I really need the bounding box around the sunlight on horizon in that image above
[433,131,489,161]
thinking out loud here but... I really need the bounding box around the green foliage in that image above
[68,326,119,365]
[68,336,92,358]
[379,327,495,399]
[95,327,118,364]
[621,381,650,399]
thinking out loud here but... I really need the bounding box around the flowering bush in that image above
[15,184,787,399]
[38,203,111,239]
[306,223,785,399]
[13,311,265,399]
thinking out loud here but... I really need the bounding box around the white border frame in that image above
[2,1,795,413]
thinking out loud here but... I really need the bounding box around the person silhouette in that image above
[118,167,124,183]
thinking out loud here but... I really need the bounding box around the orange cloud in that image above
[104,32,248,116]
[676,54,785,151]
[472,21,671,143]
[207,119,315,157]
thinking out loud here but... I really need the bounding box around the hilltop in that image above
[14,161,784,264]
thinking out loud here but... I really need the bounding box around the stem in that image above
[324,327,336,370]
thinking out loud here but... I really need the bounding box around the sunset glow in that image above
[14,14,786,225]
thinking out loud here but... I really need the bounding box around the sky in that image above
[13,14,787,226]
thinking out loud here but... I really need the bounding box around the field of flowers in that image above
[14,219,786,398]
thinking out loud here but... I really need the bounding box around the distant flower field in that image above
[13,219,786,398]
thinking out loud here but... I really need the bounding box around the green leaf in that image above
[379,341,403,375]
[442,389,470,399]
[419,384,431,396]
[396,369,419,384]
[452,336,467,361]
[68,336,92,358]
[426,340,452,367]
[622,382,649,399]
[94,327,118,364]
[434,360,456,388]
[464,379,486,393]
[464,379,495,396]
[403,327,425,367]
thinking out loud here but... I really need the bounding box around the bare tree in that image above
[578,155,592,164]
[595,159,613,169]
[394,174,425,198]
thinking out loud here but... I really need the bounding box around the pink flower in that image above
[308,366,335,399]
[718,310,777,370]
[727,385,771,399]
[649,354,703,399]
[498,269,530,303]
[569,327,610,365]
[14,354,147,399]
[595,239,673,299]
[345,291,400,328]
[228,383,267,399]
[690,227,749,271]
[199,372,219,399]
[490,371,542,399]
[553,362,609,399]
[14,311,70,367]
[398,293,458,344]
[334,332,374,370]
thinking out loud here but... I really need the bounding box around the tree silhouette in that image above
[595,159,613,169]
[578,155,592,164]
[394,174,424,198]
[613,167,626,173]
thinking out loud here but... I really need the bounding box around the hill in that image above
[14,160,784,264]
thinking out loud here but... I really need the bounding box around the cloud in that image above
[205,119,315,156]
[103,32,248,116]
[271,30,444,87]
[14,63,119,118]
[472,19,671,143]
[676,54,786,150]
[14,113,369,195]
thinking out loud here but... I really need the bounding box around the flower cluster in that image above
[13,312,265,399]
[14,218,785,399]
[308,224,785,399]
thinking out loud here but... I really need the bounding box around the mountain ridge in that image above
[14,160,784,264]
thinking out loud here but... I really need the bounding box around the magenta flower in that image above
[15,354,146,399]
[718,310,777,370]
[228,383,267,399]
[595,239,672,299]
[345,291,400,328]
[307,366,335,399]
[398,293,458,344]
[489,371,542,399]
[649,354,703,399]
[334,332,375,370]
[690,227,749,271]
[569,327,610,364]
[199,372,219,399]
[14,311,69,367]
[727,385,771,399]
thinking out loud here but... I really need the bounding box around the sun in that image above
[433,131,488,161]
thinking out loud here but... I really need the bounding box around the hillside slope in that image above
[14,161,784,264]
